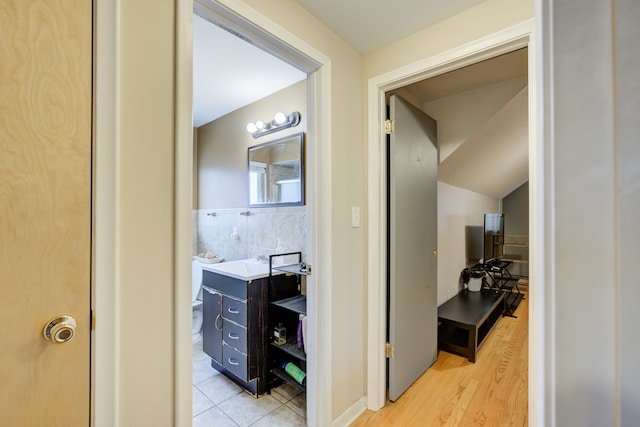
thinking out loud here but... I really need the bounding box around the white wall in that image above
[540,0,640,424]
[115,0,177,424]
[437,182,499,305]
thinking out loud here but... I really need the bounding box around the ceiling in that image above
[193,14,306,127]
[294,0,487,54]
[402,48,528,102]
[193,0,490,126]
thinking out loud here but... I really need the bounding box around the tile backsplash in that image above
[193,206,307,262]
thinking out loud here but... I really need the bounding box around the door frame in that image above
[179,2,332,425]
[93,0,333,426]
[365,18,542,422]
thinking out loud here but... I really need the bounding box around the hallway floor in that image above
[351,286,529,426]
[192,339,306,426]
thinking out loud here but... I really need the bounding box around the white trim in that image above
[93,0,119,425]
[332,397,367,427]
[305,61,333,427]
[366,18,536,413]
[533,2,553,425]
[181,2,333,425]
[174,1,194,426]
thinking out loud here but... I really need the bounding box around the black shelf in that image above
[268,251,307,397]
[271,367,306,393]
[271,295,307,315]
[500,277,520,291]
[271,338,306,361]
[505,292,525,310]
[273,263,308,276]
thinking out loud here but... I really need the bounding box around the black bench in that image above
[437,289,505,362]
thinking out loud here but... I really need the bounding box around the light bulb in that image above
[255,120,265,130]
[274,112,287,125]
[246,123,257,133]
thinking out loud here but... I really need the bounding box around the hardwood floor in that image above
[351,289,528,427]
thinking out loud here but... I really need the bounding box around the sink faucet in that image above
[257,255,268,264]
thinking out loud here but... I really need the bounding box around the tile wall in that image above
[193,206,307,262]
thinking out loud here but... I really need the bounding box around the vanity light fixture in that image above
[246,111,300,138]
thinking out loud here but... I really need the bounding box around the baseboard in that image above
[332,396,367,427]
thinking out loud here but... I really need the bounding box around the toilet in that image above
[192,259,204,342]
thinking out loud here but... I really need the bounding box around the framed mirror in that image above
[248,132,304,207]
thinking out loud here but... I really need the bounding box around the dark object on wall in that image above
[483,213,504,261]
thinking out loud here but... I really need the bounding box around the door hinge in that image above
[385,342,394,358]
[384,119,394,134]
[91,310,96,331]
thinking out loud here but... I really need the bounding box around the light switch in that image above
[351,207,360,228]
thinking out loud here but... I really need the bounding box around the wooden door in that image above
[0,1,92,425]
[387,94,438,401]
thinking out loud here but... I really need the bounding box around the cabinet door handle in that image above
[215,314,222,330]
[227,332,239,340]
[227,307,240,314]
[227,358,240,366]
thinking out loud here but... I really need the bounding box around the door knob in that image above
[43,316,77,343]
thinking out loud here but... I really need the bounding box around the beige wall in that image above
[364,0,535,80]
[240,1,367,420]
[197,80,307,209]
[117,0,176,424]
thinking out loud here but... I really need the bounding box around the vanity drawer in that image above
[223,319,247,354]
[223,342,249,381]
[222,296,247,325]
[202,270,247,300]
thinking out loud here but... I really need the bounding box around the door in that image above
[0,1,92,425]
[203,288,223,364]
[388,94,438,401]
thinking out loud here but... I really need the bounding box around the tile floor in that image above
[192,339,306,426]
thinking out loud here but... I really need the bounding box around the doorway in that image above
[367,21,535,411]
[188,1,326,425]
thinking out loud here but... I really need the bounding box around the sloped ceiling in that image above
[402,49,529,199]
[437,87,529,198]
[193,14,306,127]
[405,48,528,102]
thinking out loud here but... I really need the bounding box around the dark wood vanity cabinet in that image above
[202,269,298,396]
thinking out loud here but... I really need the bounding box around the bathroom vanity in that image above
[202,262,299,396]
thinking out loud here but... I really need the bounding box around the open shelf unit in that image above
[268,253,307,394]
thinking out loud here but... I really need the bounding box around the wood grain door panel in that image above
[0,1,92,425]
